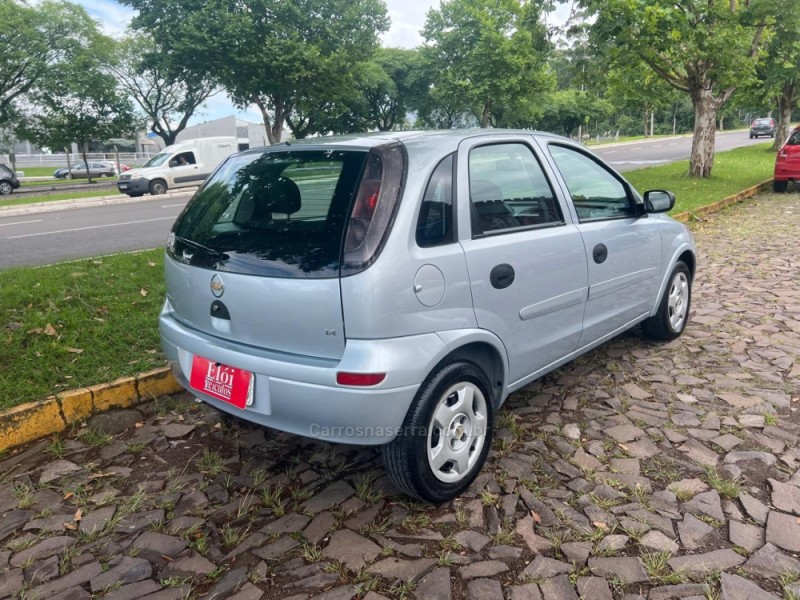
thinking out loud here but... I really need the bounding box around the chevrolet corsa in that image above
[159,130,696,502]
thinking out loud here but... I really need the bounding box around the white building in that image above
[141,116,272,153]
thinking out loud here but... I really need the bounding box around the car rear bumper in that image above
[117,178,149,195]
[158,302,447,445]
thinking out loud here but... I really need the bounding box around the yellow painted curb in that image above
[0,367,181,452]
[673,179,773,223]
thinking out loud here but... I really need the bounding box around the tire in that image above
[642,261,692,341]
[382,360,494,503]
[149,179,167,195]
[0,181,12,195]
[749,134,754,139]
[773,180,788,193]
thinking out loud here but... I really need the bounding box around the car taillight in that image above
[341,142,407,275]
[751,121,756,127]
[336,372,386,386]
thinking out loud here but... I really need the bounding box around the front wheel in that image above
[774,180,788,193]
[383,360,494,503]
[642,261,692,341]
[149,180,167,195]
[0,181,12,195]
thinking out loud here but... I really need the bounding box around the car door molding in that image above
[519,287,587,321]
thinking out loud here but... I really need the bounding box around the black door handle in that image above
[593,244,608,264]
[490,264,515,289]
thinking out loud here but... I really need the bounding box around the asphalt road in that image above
[0,130,771,269]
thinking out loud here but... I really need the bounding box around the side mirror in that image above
[169,160,178,168]
[644,190,675,213]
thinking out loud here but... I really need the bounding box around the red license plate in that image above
[189,355,252,409]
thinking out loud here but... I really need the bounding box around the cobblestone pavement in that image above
[1,192,799,600]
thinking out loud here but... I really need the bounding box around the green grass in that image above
[21,177,118,187]
[0,250,167,409]
[0,189,124,208]
[625,143,774,214]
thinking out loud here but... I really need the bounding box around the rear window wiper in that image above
[174,236,228,260]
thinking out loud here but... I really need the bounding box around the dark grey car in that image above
[160,130,696,501]
[750,118,776,138]
[0,164,20,195]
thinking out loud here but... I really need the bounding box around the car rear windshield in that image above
[755,119,773,125]
[169,149,368,278]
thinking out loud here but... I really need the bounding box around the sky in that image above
[75,0,573,126]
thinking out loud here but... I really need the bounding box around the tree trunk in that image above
[480,103,490,128]
[254,95,279,145]
[689,87,718,178]
[773,88,795,150]
[82,141,93,184]
[643,108,649,137]
[650,110,654,137]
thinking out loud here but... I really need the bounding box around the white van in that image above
[117,137,238,197]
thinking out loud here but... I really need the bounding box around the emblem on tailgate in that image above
[210,274,225,298]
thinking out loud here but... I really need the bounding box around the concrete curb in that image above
[672,178,773,223]
[0,367,183,451]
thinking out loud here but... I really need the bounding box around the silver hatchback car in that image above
[160,130,695,502]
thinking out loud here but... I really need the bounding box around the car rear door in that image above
[457,136,588,385]
[540,141,661,347]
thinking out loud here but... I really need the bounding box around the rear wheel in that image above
[0,181,12,195]
[774,180,788,193]
[642,261,691,341]
[149,179,167,195]
[383,360,494,502]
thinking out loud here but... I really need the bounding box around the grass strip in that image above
[0,189,123,208]
[625,143,775,213]
[21,177,118,187]
[0,250,166,410]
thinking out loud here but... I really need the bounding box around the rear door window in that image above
[170,149,368,278]
[468,143,563,236]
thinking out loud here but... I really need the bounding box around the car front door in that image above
[541,142,662,348]
[457,137,589,386]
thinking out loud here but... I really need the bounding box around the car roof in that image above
[240,129,574,163]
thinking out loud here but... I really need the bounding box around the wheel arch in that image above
[433,332,509,410]
[650,244,696,316]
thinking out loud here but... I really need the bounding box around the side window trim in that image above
[546,142,639,223]
[467,141,566,239]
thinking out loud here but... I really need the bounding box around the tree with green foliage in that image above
[125,0,389,144]
[358,48,428,131]
[0,0,97,126]
[422,0,554,128]
[111,35,220,147]
[22,27,138,183]
[751,2,800,148]
[606,57,680,137]
[581,0,773,177]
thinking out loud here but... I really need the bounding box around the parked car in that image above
[53,161,118,179]
[773,126,800,192]
[750,117,776,138]
[0,163,20,195]
[159,130,696,502]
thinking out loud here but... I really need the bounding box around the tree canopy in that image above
[422,0,554,128]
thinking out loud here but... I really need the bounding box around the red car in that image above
[774,126,800,192]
